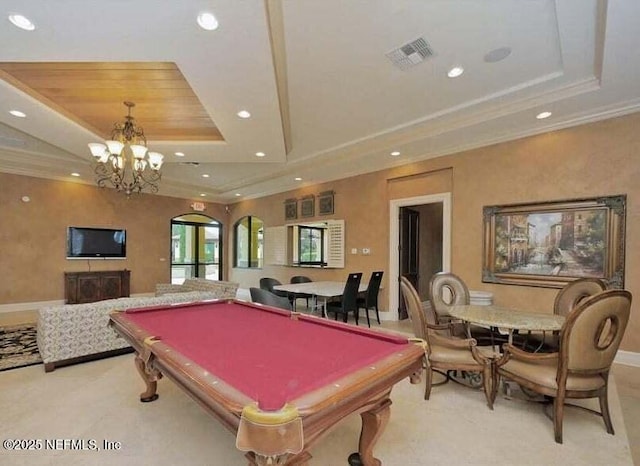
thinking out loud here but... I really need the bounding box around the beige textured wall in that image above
[228,113,640,352]
[0,175,228,303]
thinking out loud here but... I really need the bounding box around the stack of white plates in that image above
[469,290,493,306]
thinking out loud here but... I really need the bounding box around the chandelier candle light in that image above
[88,101,164,196]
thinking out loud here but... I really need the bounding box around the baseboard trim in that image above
[0,300,63,313]
[614,350,640,368]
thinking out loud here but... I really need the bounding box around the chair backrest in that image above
[553,278,607,317]
[259,277,282,293]
[428,272,470,320]
[364,271,384,306]
[400,277,429,344]
[250,287,291,310]
[290,276,312,284]
[341,273,363,311]
[560,289,631,374]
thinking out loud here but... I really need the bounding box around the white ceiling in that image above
[1,0,639,202]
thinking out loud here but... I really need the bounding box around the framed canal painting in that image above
[482,195,626,288]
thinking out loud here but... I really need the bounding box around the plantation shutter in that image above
[325,219,345,268]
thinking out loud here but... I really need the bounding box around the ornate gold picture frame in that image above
[482,195,626,288]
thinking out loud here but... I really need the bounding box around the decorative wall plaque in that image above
[301,196,315,218]
[318,191,334,215]
[284,198,297,221]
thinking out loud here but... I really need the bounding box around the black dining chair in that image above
[289,275,314,311]
[326,273,362,324]
[249,287,292,311]
[356,271,383,327]
[259,277,289,299]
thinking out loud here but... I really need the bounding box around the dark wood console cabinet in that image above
[64,270,131,304]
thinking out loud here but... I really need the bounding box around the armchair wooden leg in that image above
[553,395,565,444]
[599,382,615,435]
[424,367,433,400]
[482,365,494,410]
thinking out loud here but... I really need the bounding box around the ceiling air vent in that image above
[386,37,434,71]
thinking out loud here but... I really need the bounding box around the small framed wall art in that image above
[318,191,334,215]
[301,196,315,218]
[284,198,297,221]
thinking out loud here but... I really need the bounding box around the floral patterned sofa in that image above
[37,279,239,372]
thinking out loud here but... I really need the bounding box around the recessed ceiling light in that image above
[447,66,464,78]
[174,152,185,157]
[200,193,207,197]
[536,111,552,120]
[390,151,401,157]
[484,47,512,63]
[294,177,302,181]
[237,110,251,119]
[70,172,80,177]
[197,12,218,31]
[235,193,241,197]
[8,14,35,31]
[255,152,265,157]
[9,110,26,118]
[202,174,210,178]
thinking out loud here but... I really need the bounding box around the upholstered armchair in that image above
[554,278,607,316]
[400,277,496,409]
[428,272,498,345]
[527,278,608,352]
[259,277,289,299]
[495,289,632,443]
[249,287,292,311]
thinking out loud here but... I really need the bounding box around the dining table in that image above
[448,304,565,347]
[273,281,369,317]
[448,304,566,398]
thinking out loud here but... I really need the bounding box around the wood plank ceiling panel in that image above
[0,62,223,141]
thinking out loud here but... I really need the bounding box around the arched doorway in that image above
[171,214,222,284]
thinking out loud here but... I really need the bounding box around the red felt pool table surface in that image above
[110,299,424,465]
[121,300,411,411]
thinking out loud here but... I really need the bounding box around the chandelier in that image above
[88,101,164,196]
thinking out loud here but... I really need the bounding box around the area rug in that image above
[0,323,42,371]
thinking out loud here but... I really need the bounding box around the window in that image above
[298,226,325,266]
[234,216,264,268]
[263,220,344,268]
[171,214,222,284]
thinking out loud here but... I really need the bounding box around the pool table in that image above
[109,299,424,466]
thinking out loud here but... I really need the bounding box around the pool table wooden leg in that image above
[134,354,162,402]
[357,397,392,466]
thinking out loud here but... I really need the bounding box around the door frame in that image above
[387,192,452,321]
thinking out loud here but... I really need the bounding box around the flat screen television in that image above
[67,227,127,259]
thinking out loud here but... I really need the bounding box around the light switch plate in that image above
[351,248,358,254]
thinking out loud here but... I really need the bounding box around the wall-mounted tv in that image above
[67,227,127,259]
